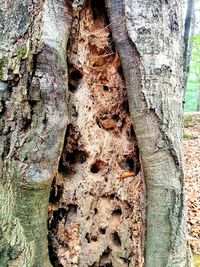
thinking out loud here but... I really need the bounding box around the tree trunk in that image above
[183,0,196,97]
[106,0,192,266]
[0,1,71,266]
[0,1,192,267]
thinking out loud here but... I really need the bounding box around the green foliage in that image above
[185,34,200,112]
[184,114,200,127]
[184,115,194,128]
[185,81,199,112]
[183,133,198,139]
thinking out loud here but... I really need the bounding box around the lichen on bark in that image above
[0,1,72,266]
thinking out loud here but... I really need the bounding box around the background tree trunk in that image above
[183,0,196,97]
[0,1,192,267]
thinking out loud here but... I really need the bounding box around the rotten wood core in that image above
[48,1,145,267]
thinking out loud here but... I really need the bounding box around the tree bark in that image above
[0,1,71,266]
[106,0,192,266]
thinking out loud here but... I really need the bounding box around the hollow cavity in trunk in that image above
[48,1,145,266]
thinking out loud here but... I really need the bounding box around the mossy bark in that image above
[0,1,71,266]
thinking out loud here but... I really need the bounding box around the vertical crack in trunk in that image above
[48,1,145,266]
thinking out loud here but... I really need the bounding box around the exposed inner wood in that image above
[48,1,145,266]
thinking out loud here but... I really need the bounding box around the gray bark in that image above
[0,1,71,266]
[106,0,192,266]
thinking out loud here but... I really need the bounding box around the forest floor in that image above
[184,113,200,261]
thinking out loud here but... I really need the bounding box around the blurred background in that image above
[184,0,200,112]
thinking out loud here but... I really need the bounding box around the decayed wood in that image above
[48,1,145,266]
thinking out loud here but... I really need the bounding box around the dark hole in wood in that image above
[72,105,78,117]
[101,247,111,259]
[130,125,136,138]
[94,208,98,214]
[91,236,98,242]
[68,83,77,93]
[85,233,91,243]
[109,194,116,200]
[91,0,110,25]
[112,232,121,246]
[96,117,102,128]
[70,69,83,81]
[135,164,141,175]
[48,208,65,230]
[112,208,122,216]
[107,32,116,53]
[103,85,109,91]
[99,227,106,235]
[117,66,125,81]
[49,178,63,203]
[58,208,67,219]
[91,160,105,173]
[123,100,130,115]
[100,247,112,267]
[126,158,134,171]
[67,152,76,164]
[76,150,88,164]
[111,114,120,121]
[66,150,88,165]
[48,242,60,266]
[90,163,100,173]
[58,159,69,174]
[42,115,48,126]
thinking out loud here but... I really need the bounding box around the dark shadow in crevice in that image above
[112,232,121,246]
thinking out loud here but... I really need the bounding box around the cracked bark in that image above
[0,0,192,267]
[0,1,71,266]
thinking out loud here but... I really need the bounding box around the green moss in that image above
[184,116,193,128]
[17,47,27,59]
[193,253,200,267]
[184,114,200,128]
[183,133,198,140]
